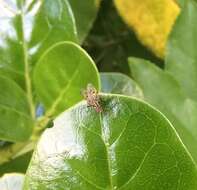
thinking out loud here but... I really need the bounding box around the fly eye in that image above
[92,88,97,93]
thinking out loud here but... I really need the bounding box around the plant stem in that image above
[24,59,35,119]
[31,116,51,140]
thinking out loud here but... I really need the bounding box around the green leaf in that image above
[0,173,24,190]
[166,0,197,102]
[177,0,197,7]
[0,0,77,85]
[34,42,100,116]
[0,76,33,141]
[24,95,197,189]
[100,72,143,98]
[176,0,185,7]
[0,152,32,177]
[68,0,100,43]
[129,57,197,164]
[0,77,29,114]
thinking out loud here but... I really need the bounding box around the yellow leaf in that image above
[114,0,180,58]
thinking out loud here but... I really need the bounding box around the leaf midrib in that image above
[77,111,152,190]
[20,4,35,119]
[76,111,154,190]
[99,113,113,190]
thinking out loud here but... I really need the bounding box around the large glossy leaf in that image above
[34,42,100,116]
[24,95,197,189]
[100,72,143,98]
[68,0,100,42]
[0,76,33,141]
[0,173,24,190]
[0,0,77,85]
[166,0,197,101]
[129,57,197,164]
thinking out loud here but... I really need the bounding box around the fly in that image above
[82,84,103,113]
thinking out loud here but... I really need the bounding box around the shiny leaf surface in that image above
[34,42,100,116]
[0,0,77,85]
[166,0,197,101]
[24,95,197,189]
[129,57,197,164]
[100,72,143,98]
[0,173,24,190]
[68,0,100,42]
[0,76,33,141]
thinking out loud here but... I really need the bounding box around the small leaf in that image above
[0,173,24,190]
[68,0,101,42]
[24,95,197,189]
[0,76,33,141]
[129,57,197,164]
[166,0,197,102]
[34,42,100,116]
[100,72,143,98]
